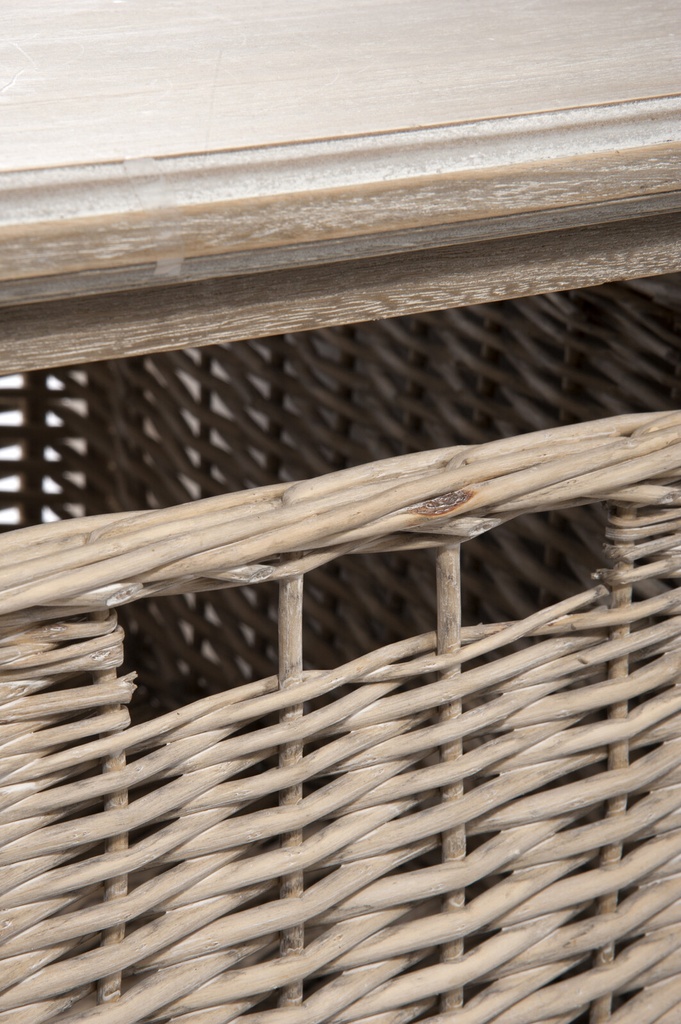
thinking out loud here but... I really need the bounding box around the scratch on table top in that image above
[1,67,25,93]
[0,39,37,94]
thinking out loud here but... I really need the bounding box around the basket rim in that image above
[5,410,681,618]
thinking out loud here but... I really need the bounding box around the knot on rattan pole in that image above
[590,506,636,1024]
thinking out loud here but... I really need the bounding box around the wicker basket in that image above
[3,410,681,1022]
[2,275,681,1022]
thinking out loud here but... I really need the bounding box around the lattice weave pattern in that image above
[2,412,681,1022]
[3,276,680,712]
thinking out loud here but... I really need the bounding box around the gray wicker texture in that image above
[2,275,681,1021]
[3,275,680,718]
[2,410,681,1022]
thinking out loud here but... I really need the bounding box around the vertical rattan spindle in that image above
[437,544,466,1012]
[590,506,634,1024]
[278,574,305,1007]
[95,611,129,1005]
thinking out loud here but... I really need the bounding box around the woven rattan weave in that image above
[5,276,681,720]
[3,410,681,1022]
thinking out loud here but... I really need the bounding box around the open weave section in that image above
[3,275,680,714]
[2,412,681,1022]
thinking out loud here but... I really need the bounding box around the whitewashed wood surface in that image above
[2,0,680,169]
[0,0,680,366]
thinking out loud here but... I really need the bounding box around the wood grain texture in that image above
[2,134,680,294]
[3,190,681,310]
[1,0,680,169]
[0,0,680,317]
[1,213,680,375]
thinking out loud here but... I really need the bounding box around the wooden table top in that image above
[1,0,680,371]
[3,0,680,169]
